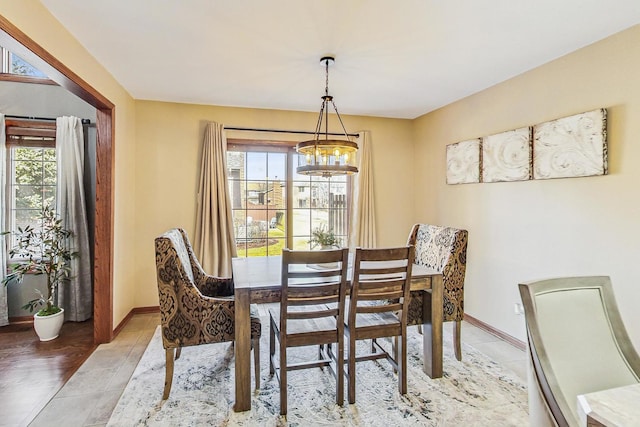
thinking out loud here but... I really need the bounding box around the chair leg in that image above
[417,324,423,335]
[162,348,175,400]
[336,338,344,406]
[392,336,398,373]
[399,330,407,395]
[280,343,287,415]
[175,346,182,360]
[348,333,356,404]
[253,338,260,390]
[454,320,462,361]
[269,318,276,376]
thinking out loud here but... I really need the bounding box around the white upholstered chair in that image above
[519,276,640,427]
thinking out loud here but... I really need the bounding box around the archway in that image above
[0,14,114,343]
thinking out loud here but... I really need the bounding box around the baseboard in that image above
[112,306,160,338]
[8,315,34,325]
[132,306,160,314]
[464,314,526,351]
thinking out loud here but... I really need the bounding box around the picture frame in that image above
[533,109,607,179]
[446,139,481,184]
[481,127,532,183]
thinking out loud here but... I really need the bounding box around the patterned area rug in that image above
[107,322,528,426]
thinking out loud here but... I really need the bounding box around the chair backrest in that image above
[176,228,233,297]
[155,228,235,349]
[349,246,415,331]
[519,276,640,427]
[280,248,349,338]
[177,228,207,284]
[407,223,468,322]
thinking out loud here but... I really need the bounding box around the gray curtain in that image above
[56,116,92,321]
[0,114,7,326]
[194,122,237,277]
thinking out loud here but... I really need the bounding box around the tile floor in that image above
[29,311,527,427]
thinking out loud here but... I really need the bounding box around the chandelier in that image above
[296,56,358,177]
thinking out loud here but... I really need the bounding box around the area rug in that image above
[107,322,528,426]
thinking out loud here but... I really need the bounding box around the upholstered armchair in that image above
[406,223,468,361]
[519,276,640,427]
[155,228,262,400]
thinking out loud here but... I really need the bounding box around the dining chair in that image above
[519,276,640,427]
[154,228,262,400]
[345,245,414,404]
[407,223,468,361]
[269,247,349,416]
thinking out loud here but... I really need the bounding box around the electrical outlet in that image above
[514,302,524,315]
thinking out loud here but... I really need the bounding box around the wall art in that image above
[533,109,607,179]
[446,139,481,184]
[481,127,532,183]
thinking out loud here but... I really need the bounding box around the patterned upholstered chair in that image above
[155,228,262,400]
[406,224,468,361]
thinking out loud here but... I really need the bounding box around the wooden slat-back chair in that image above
[269,248,349,416]
[345,246,414,404]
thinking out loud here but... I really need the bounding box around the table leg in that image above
[422,275,443,378]
[234,288,251,412]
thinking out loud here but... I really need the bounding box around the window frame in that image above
[0,45,56,85]
[227,138,352,257]
[4,120,57,260]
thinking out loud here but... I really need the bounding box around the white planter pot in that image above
[33,308,65,341]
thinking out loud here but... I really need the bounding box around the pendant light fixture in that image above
[296,56,358,177]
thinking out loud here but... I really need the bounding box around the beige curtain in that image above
[349,130,377,248]
[194,122,237,277]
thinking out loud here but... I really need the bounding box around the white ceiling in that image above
[39,0,640,119]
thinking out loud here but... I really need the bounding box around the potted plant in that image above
[2,205,78,341]
[308,225,341,249]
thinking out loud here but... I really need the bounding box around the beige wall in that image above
[0,1,138,327]
[413,24,640,346]
[8,2,637,347]
[134,101,414,307]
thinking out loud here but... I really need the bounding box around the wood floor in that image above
[0,320,95,427]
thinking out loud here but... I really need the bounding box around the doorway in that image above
[1,15,114,343]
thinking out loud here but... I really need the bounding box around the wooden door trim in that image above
[1,14,115,343]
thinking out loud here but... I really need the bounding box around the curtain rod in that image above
[4,114,92,125]
[225,126,359,138]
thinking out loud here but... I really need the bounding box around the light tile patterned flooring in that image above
[29,311,527,426]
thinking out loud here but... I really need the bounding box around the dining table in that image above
[231,254,444,412]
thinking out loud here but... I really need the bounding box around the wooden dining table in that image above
[232,255,444,412]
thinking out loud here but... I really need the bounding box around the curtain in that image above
[349,130,377,248]
[56,116,92,321]
[0,114,7,326]
[194,122,237,277]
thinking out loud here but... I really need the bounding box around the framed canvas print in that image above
[533,108,607,179]
[481,127,532,183]
[446,139,480,184]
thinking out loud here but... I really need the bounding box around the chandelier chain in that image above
[325,58,329,97]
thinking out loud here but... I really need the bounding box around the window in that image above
[227,141,350,257]
[4,122,57,252]
[1,45,51,83]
